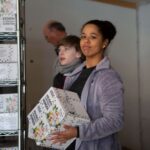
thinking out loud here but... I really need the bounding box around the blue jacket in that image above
[64,57,124,150]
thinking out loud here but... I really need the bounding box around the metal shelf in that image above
[0,81,18,87]
[0,34,17,41]
[0,0,25,149]
[0,130,18,137]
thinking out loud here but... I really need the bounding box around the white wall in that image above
[25,0,140,149]
[138,3,150,150]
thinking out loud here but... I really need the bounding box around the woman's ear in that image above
[103,39,109,49]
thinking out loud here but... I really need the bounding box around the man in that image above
[43,20,67,55]
[43,20,67,78]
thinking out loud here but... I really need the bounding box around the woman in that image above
[50,20,124,150]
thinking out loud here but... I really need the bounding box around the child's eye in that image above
[65,47,70,51]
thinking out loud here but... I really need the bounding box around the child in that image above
[53,35,83,89]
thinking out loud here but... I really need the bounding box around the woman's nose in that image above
[84,37,90,43]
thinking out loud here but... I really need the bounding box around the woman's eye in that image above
[90,36,96,39]
[80,35,97,40]
[81,35,86,39]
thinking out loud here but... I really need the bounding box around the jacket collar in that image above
[95,56,110,71]
[66,56,110,76]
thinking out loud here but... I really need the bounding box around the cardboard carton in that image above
[0,112,18,130]
[28,87,90,149]
[0,0,17,32]
[0,94,18,113]
[0,44,18,63]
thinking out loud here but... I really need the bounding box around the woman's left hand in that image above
[50,124,77,144]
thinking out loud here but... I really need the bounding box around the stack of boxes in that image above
[28,87,90,149]
[0,44,18,82]
[0,94,18,131]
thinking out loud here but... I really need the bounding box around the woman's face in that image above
[80,24,106,59]
[58,45,81,65]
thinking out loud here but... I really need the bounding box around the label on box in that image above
[31,117,50,141]
[40,93,65,126]
[0,0,17,32]
[28,103,44,128]
[0,63,18,81]
[0,112,18,130]
[0,93,18,113]
[0,44,18,62]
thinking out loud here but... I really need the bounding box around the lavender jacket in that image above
[64,57,124,150]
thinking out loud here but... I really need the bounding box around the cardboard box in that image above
[0,63,18,81]
[28,87,90,149]
[0,112,18,130]
[0,44,18,63]
[0,0,17,32]
[28,120,75,150]
[0,94,18,113]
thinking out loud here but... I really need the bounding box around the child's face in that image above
[58,45,81,65]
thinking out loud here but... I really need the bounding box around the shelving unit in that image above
[0,0,25,149]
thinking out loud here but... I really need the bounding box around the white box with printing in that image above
[0,44,18,63]
[0,0,17,32]
[0,63,18,81]
[28,87,90,149]
[0,93,18,113]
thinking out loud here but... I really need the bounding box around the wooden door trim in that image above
[93,0,136,9]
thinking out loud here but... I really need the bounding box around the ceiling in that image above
[124,0,150,3]
[94,0,150,8]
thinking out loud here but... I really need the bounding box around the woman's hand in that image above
[50,124,77,144]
